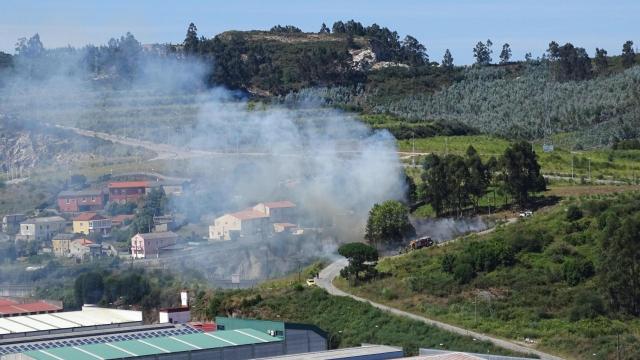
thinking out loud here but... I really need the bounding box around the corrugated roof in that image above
[263,201,296,209]
[19,328,280,360]
[0,301,62,316]
[72,213,105,221]
[261,345,403,360]
[108,181,149,189]
[230,210,269,221]
[134,231,178,240]
[58,189,103,198]
[0,299,17,306]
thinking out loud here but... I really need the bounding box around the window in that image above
[82,197,86,202]
[91,196,96,201]
[65,198,70,204]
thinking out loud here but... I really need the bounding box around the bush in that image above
[562,257,595,286]
[453,262,475,284]
[566,205,583,221]
[441,253,456,273]
[381,287,398,300]
[569,291,606,321]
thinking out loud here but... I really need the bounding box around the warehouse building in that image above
[0,314,327,360]
[0,306,141,339]
[0,299,62,319]
[415,349,536,360]
[262,344,404,360]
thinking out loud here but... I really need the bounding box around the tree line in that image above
[421,141,545,217]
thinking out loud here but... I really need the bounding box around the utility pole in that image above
[412,132,415,168]
[588,158,591,183]
[474,292,478,324]
[571,156,574,181]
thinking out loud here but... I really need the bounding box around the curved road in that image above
[317,258,563,360]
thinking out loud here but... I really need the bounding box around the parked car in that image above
[306,278,317,287]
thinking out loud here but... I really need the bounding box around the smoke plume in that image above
[0,37,407,281]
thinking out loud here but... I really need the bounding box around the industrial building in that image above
[0,306,141,338]
[0,312,328,360]
[414,349,536,360]
[0,299,62,319]
[262,345,403,360]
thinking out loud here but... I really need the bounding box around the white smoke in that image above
[0,40,407,279]
[411,216,491,242]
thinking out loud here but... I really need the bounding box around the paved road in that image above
[317,247,563,360]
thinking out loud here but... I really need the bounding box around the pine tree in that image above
[473,39,493,65]
[499,43,511,64]
[622,40,635,68]
[594,48,608,75]
[183,22,199,54]
[319,23,330,34]
[441,49,454,69]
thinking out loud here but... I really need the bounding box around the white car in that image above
[519,210,533,218]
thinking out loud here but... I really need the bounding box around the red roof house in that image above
[108,181,150,204]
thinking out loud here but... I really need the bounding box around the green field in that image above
[335,192,640,359]
[398,135,640,182]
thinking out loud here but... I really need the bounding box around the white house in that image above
[19,216,67,242]
[209,210,269,241]
[130,231,178,259]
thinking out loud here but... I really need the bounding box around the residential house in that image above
[19,216,67,242]
[131,231,178,259]
[69,238,94,258]
[209,210,269,241]
[253,201,296,223]
[72,213,111,236]
[108,181,149,204]
[57,189,105,213]
[2,214,26,234]
[52,233,78,257]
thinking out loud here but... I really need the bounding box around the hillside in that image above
[334,192,640,359]
[4,22,640,149]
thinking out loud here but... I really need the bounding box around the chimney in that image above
[180,290,188,307]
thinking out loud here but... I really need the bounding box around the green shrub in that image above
[566,205,583,221]
[381,287,398,300]
[441,253,456,273]
[453,262,475,284]
[562,257,595,286]
[569,291,606,321]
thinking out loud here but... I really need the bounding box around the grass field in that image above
[397,135,640,182]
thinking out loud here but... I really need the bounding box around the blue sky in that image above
[1,0,639,64]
